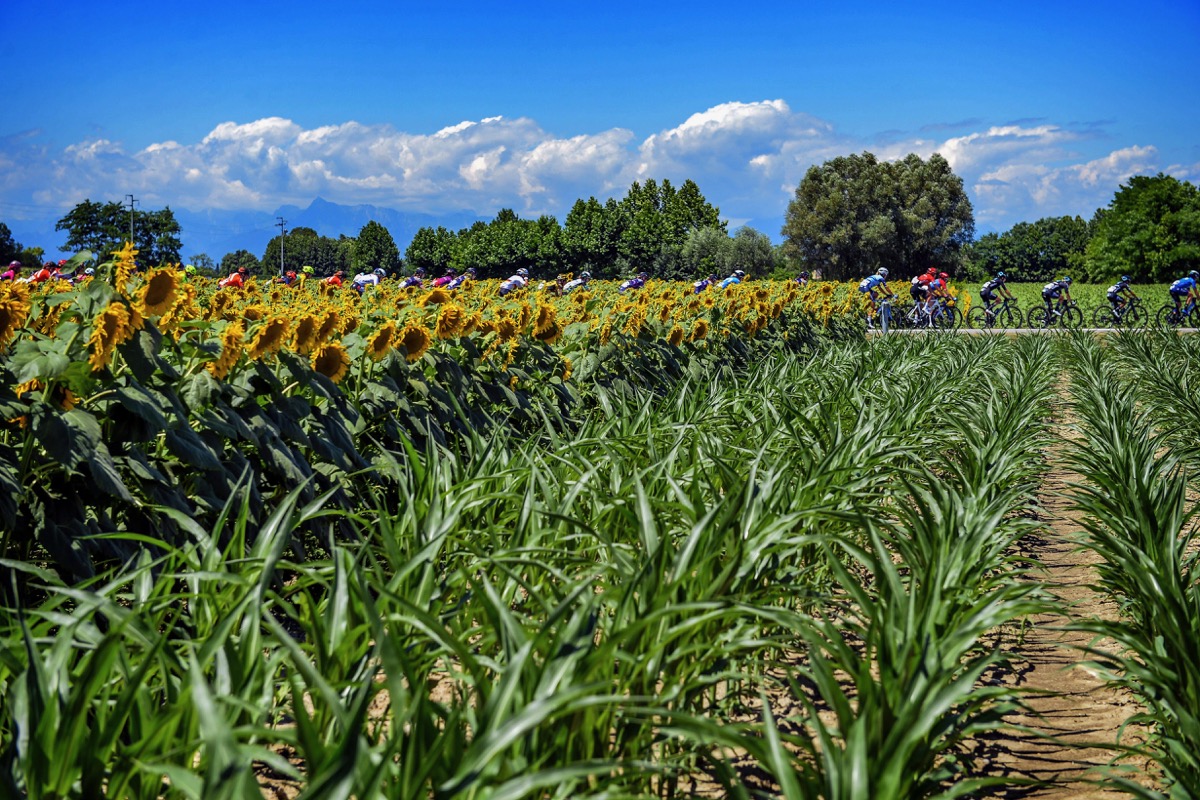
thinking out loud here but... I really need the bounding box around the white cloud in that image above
[0,105,1186,237]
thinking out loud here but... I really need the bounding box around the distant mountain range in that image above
[6,197,487,263]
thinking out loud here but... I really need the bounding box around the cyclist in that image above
[620,271,649,292]
[719,269,745,289]
[693,273,718,293]
[980,271,1015,317]
[857,267,894,329]
[352,268,386,293]
[498,268,529,296]
[1168,270,1199,315]
[1105,275,1139,317]
[562,271,591,294]
[910,267,936,311]
[925,271,954,320]
[431,267,457,288]
[1041,276,1074,317]
[796,270,811,286]
[325,270,345,287]
[401,267,426,289]
[219,266,247,288]
[446,266,476,289]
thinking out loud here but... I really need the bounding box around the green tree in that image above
[728,226,775,276]
[406,226,459,275]
[189,253,216,272]
[681,226,732,277]
[262,227,349,277]
[781,152,974,280]
[220,249,261,275]
[964,216,1090,283]
[0,222,23,265]
[1083,174,1200,282]
[562,197,626,279]
[352,220,400,274]
[55,199,183,265]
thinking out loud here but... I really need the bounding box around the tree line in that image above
[7,157,1197,284]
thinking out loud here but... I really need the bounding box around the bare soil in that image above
[970,385,1152,798]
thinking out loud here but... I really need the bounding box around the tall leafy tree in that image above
[681,226,732,276]
[405,226,458,275]
[1083,174,1200,282]
[55,199,183,265]
[0,222,23,265]
[353,220,400,274]
[220,249,261,275]
[563,197,626,278]
[262,226,349,276]
[781,152,973,280]
[964,216,1090,282]
[728,226,776,276]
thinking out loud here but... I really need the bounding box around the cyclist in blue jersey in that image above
[1106,275,1139,315]
[718,269,745,289]
[693,273,719,293]
[1169,270,1199,313]
[857,267,894,329]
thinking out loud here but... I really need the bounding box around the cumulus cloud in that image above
[0,104,1183,236]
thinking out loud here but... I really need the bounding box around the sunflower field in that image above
[9,244,1198,799]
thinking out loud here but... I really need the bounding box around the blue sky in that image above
[2,0,1198,252]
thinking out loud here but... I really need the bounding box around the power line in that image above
[276,216,287,276]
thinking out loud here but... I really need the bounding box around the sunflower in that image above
[532,304,558,338]
[245,316,290,361]
[208,321,244,380]
[398,322,431,362]
[435,303,466,339]
[311,341,351,383]
[496,317,519,341]
[316,309,341,343]
[560,356,573,382]
[111,242,138,294]
[291,314,320,355]
[0,293,32,349]
[87,302,135,371]
[419,288,451,307]
[691,318,710,341]
[135,267,180,316]
[243,305,266,323]
[367,321,397,361]
[667,325,686,346]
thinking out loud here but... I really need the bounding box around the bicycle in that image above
[966,297,1021,329]
[1091,296,1145,328]
[1028,298,1083,329]
[901,297,957,330]
[1155,297,1198,329]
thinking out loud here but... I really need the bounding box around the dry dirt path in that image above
[974,379,1150,798]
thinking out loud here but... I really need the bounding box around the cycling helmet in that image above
[374,268,386,276]
[84,268,95,276]
[638,271,649,279]
[286,271,296,278]
[465,267,477,274]
[1121,275,1131,283]
[446,267,456,274]
[1190,270,1200,279]
[927,267,937,275]
[185,264,197,275]
[800,271,810,278]
[877,268,888,278]
[581,271,591,279]
[996,271,1005,278]
[237,266,247,274]
[301,265,314,275]
[517,268,529,277]
[1063,276,1073,285]
[939,272,949,280]
[734,270,745,278]
[414,267,426,275]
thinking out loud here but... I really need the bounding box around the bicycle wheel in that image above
[1156,304,1183,329]
[1123,304,1147,328]
[995,305,1021,329]
[966,306,992,329]
[1061,305,1083,329]
[1092,306,1116,328]
[1027,307,1051,329]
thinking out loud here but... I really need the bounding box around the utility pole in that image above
[126,194,137,246]
[276,217,287,276]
